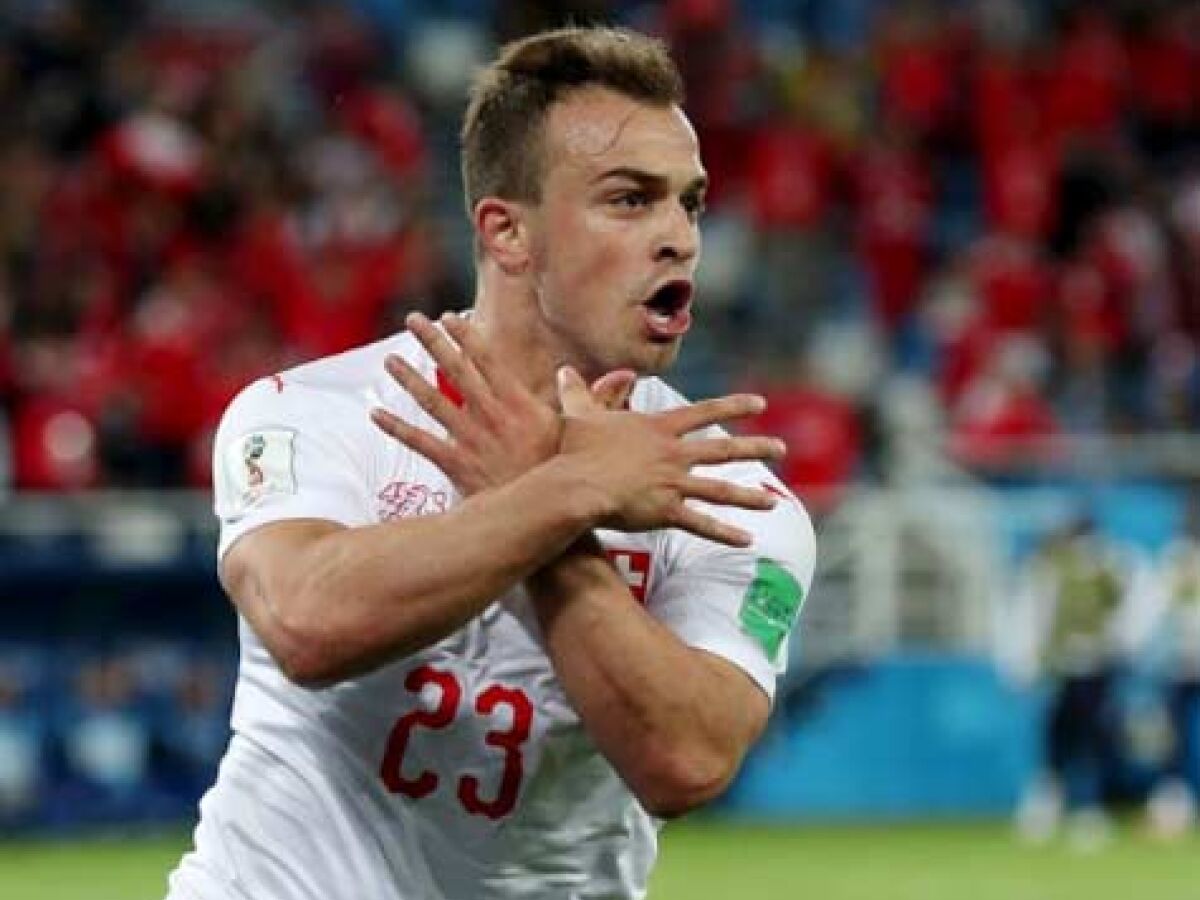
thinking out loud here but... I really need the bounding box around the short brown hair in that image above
[460,26,684,214]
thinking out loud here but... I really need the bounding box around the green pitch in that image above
[2,820,1199,900]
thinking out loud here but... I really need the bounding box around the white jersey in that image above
[168,330,816,900]
[1156,538,1200,678]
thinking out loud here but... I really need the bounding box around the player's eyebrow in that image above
[595,166,708,196]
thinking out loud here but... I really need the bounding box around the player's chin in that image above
[630,338,682,375]
[599,329,683,376]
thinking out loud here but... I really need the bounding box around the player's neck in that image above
[471,289,567,407]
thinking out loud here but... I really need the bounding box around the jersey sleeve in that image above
[647,468,816,702]
[212,377,377,560]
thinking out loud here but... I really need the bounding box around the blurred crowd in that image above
[1,0,1199,513]
[0,643,233,830]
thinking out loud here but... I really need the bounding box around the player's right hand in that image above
[371,311,563,496]
[371,312,639,497]
[555,366,786,547]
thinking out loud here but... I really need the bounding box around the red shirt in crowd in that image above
[1041,11,1128,144]
[981,138,1059,241]
[949,382,1061,471]
[230,213,411,360]
[971,48,1044,156]
[967,233,1055,335]
[1055,257,1126,353]
[877,15,960,141]
[742,379,861,515]
[12,394,100,490]
[1128,16,1198,125]
[746,123,839,230]
[948,338,1062,472]
[851,132,933,330]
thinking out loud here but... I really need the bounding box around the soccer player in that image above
[1144,502,1200,836]
[1012,515,1131,847]
[166,26,815,900]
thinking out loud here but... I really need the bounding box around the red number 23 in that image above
[379,665,533,820]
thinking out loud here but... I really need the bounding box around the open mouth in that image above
[641,280,693,339]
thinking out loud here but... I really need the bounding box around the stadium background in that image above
[1,0,1200,897]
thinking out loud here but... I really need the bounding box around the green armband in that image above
[739,558,805,663]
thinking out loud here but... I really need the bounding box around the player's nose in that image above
[654,202,698,264]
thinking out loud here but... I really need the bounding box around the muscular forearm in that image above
[235,458,604,686]
[526,536,767,817]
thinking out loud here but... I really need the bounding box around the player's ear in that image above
[474,198,530,275]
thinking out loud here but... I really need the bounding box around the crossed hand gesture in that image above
[371,312,785,547]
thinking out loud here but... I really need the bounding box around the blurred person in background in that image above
[0,658,46,828]
[1011,514,1135,848]
[739,351,864,518]
[1143,498,1200,838]
[744,93,842,355]
[166,26,814,900]
[850,117,934,346]
[154,655,231,808]
[54,652,154,824]
[947,333,1062,480]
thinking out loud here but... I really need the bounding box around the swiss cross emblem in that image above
[604,549,651,603]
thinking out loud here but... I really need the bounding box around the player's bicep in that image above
[219,518,350,672]
[692,647,771,742]
[219,518,345,613]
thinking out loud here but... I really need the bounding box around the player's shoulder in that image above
[704,468,815,579]
[284,331,425,392]
[752,481,816,580]
[221,332,421,430]
[639,377,816,580]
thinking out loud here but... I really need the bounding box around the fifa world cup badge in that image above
[244,434,267,491]
[224,428,297,513]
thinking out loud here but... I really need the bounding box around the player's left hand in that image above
[555,366,784,546]
[370,312,636,495]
